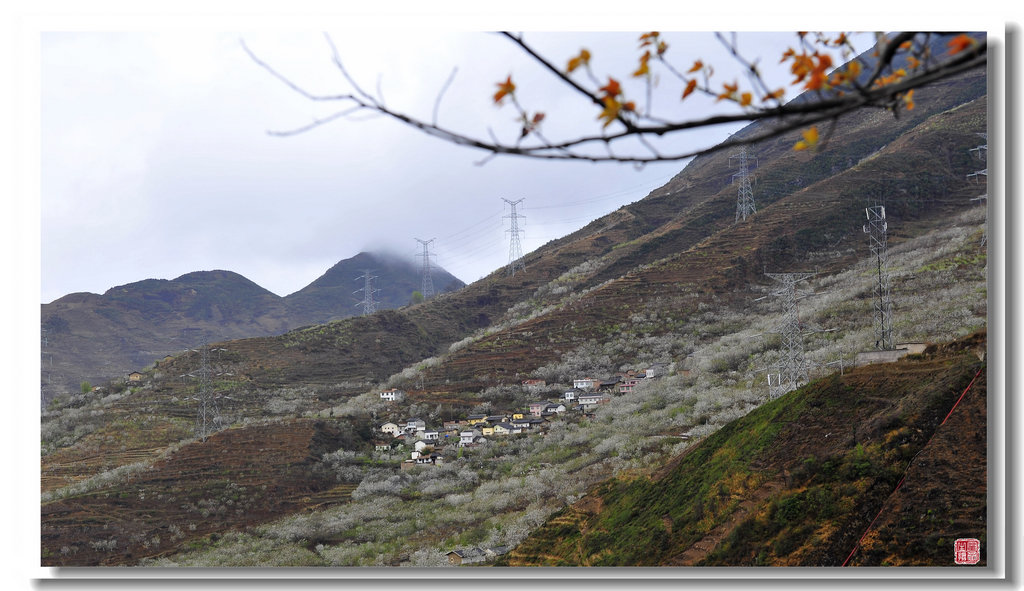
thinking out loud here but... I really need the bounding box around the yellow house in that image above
[511,412,525,420]
[480,426,495,436]
[127,371,143,382]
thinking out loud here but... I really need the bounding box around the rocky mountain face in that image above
[40,252,464,404]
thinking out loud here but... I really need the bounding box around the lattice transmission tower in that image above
[967,134,988,247]
[863,205,895,350]
[354,270,380,316]
[730,146,758,222]
[415,238,436,299]
[186,342,230,442]
[503,198,526,276]
[764,272,817,400]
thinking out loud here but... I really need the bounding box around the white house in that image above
[379,388,405,402]
[380,422,401,436]
[573,377,600,390]
[405,418,427,433]
[422,430,440,441]
[459,429,482,446]
[563,389,582,402]
[579,393,610,407]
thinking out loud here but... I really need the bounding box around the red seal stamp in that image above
[954,538,981,565]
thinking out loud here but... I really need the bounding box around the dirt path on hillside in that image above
[665,478,785,566]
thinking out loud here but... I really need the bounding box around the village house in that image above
[543,402,566,414]
[127,371,144,383]
[619,378,641,394]
[579,392,611,408]
[572,377,600,390]
[466,414,488,426]
[446,548,486,565]
[521,379,546,389]
[446,546,508,565]
[404,418,427,433]
[485,414,510,425]
[422,430,440,441]
[380,422,401,436]
[528,401,550,416]
[443,419,464,431]
[562,389,582,403]
[379,388,405,402]
[373,441,392,452]
[493,422,518,435]
[459,429,484,446]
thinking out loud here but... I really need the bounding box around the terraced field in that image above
[41,419,361,566]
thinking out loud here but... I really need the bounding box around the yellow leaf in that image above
[567,48,591,73]
[739,92,753,107]
[633,51,651,77]
[794,125,819,151]
[597,96,622,128]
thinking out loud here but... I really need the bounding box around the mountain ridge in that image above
[40,250,465,403]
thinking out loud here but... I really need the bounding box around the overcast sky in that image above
[30,7,1009,304]
[40,25,877,303]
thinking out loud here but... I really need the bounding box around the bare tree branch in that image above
[245,32,986,164]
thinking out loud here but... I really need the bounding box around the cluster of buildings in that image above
[376,366,667,470]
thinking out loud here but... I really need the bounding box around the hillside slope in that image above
[196,78,986,398]
[503,332,987,567]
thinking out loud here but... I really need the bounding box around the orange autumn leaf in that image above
[716,80,738,102]
[687,59,704,73]
[599,77,622,98]
[567,48,591,73]
[633,51,651,77]
[493,75,516,105]
[903,89,915,110]
[682,78,698,99]
[739,91,753,107]
[947,34,975,54]
[762,87,785,101]
[794,125,819,151]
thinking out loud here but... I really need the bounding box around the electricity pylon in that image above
[415,238,436,299]
[186,342,231,442]
[730,146,757,222]
[863,205,895,350]
[764,272,817,400]
[503,198,525,276]
[354,270,380,316]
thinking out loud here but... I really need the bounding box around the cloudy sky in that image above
[37,22,873,304]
